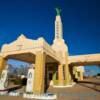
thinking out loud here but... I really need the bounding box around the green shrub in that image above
[14,78,22,85]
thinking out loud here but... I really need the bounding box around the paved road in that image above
[0,78,100,100]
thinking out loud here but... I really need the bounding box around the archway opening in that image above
[7,59,31,92]
[84,65,100,78]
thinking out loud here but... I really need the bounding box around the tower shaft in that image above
[52,8,68,64]
[55,15,63,41]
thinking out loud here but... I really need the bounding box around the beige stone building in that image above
[0,8,100,94]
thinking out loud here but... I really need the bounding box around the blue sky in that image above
[0,0,100,75]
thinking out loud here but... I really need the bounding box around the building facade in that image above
[0,8,90,95]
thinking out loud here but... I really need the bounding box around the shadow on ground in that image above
[77,80,100,92]
[7,85,22,93]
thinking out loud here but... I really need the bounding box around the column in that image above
[73,66,78,81]
[75,71,79,80]
[65,64,71,85]
[52,65,57,85]
[33,52,46,94]
[80,71,83,81]
[58,64,64,85]
[64,53,71,85]
[0,56,7,75]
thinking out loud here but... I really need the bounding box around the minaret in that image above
[54,7,63,42]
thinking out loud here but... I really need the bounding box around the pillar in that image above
[52,65,57,85]
[0,56,7,75]
[73,66,78,81]
[58,64,64,85]
[80,71,83,80]
[74,68,84,81]
[64,53,71,85]
[65,64,71,85]
[75,71,79,80]
[33,52,46,94]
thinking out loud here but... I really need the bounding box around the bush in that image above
[14,78,22,85]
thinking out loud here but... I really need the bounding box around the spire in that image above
[54,7,63,41]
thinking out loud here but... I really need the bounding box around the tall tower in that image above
[52,8,68,64]
[54,8,63,41]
